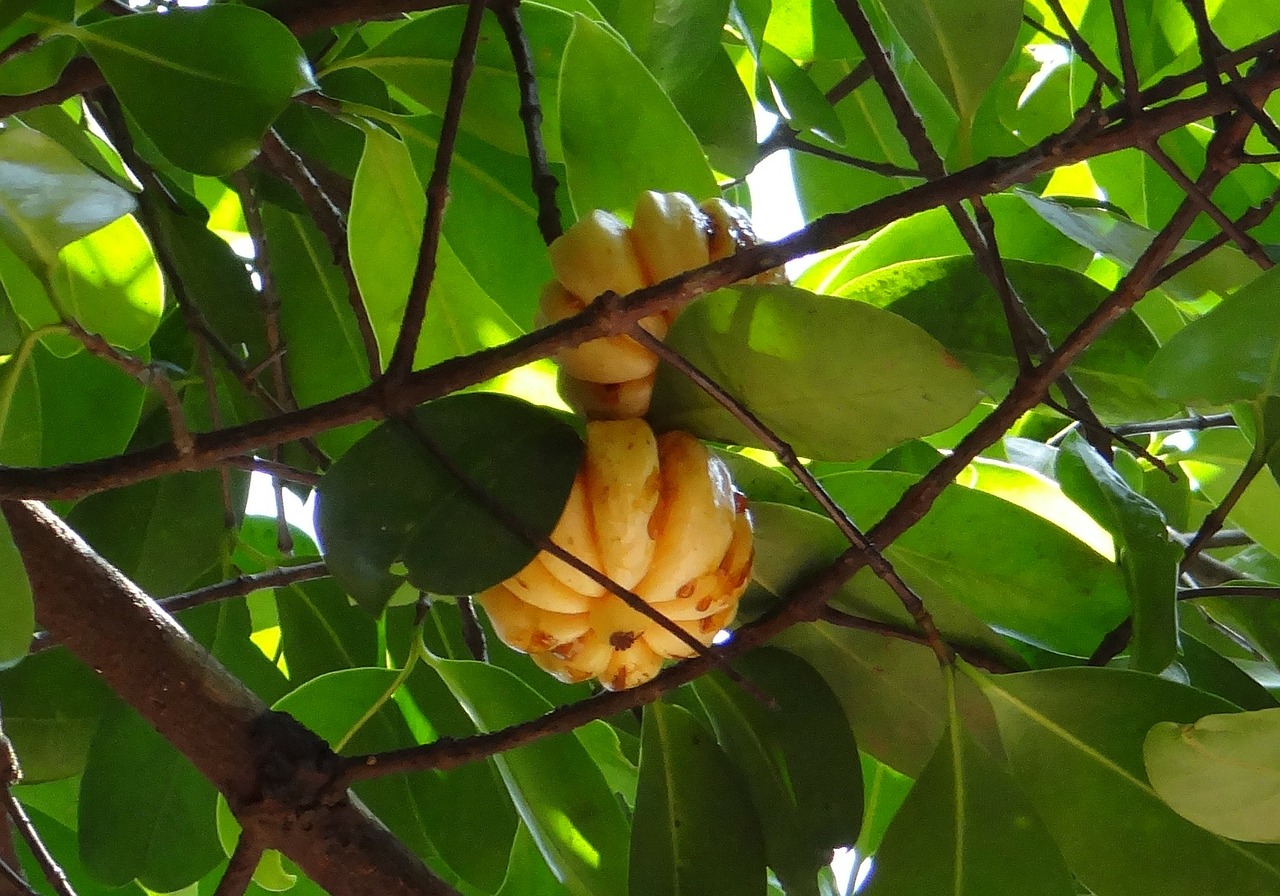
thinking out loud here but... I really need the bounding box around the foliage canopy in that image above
[4,1,1280,895]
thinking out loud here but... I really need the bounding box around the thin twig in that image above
[65,322,195,455]
[0,793,75,896]
[1111,413,1235,435]
[824,60,871,105]
[494,0,562,244]
[769,127,923,179]
[456,595,487,661]
[222,457,322,487]
[259,132,382,380]
[1108,0,1142,115]
[384,0,489,386]
[633,328,951,665]
[1181,585,1280,599]
[29,562,330,653]
[1181,446,1269,567]
[1041,0,1121,90]
[818,607,1011,673]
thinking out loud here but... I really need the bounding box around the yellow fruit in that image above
[476,420,754,691]
[545,190,785,420]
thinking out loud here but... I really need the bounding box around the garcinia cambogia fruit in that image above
[538,190,785,421]
[475,417,754,691]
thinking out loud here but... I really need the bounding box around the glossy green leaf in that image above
[315,392,582,612]
[772,621,947,777]
[1147,266,1280,406]
[0,125,135,268]
[347,4,570,159]
[758,41,844,143]
[78,5,316,175]
[78,701,223,891]
[67,471,230,598]
[428,654,631,896]
[1056,434,1180,672]
[33,342,146,467]
[863,670,1074,896]
[631,701,766,896]
[856,753,913,857]
[694,649,862,895]
[970,666,1280,896]
[262,202,373,459]
[837,256,1176,421]
[560,13,717,218]
[49,214,163,351]
[0,510,31,669]
[1146,707,1280,843]
[348,125,421,366]
[878,0,1022,123]
[650,284,982,461]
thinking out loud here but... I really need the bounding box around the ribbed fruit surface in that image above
[476,419,754,691]
[538,190,786,420]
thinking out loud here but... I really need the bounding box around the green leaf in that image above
[66,471,230,598]
[314,392,582,612]
[348,125,422,366]
[649,284,982,461]
[1172,428,1280,559]
[1145,707,1280,843]
[262,202,373,459]
[1146,266,1280,406]
[772,621,947,777]
[862,669,1074,896]
[855,753,913,857]
[0,513,31,669]
[0,125,135,268]
[1056,434,1181,672]
[276,576,380,685]
[0,650,112,782]
[12,804,147,896]
[758,41,844,143]
[49,213,164,351]
[631,701,766,896]
[78,701,223,891]
[348,5,572,160]
[495,821,567,896]
[560,13,717,219]
[970,666,1280,896]
[33,342,146,467]
[694,649,862,895]
[877,0,1022,123]
[428,655,631,896]
[78,5,316,175]
[836,256,1176,422]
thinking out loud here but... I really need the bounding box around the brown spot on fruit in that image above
[609,630,638,650]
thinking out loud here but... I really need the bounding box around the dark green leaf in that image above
[970,665,1280,896]
[0,649,111,782]
[12,805,147,896]
[837,256,1176,422]
[78,701,223,891]
[1176,630,1279,712]
[276,576,380,685]
[631,701,766,896]
[560,13,717,218]
[78,5,316,175]
[863,670,1074,896]
[1147,266,1280,406]
[33,341,145,467]
[855,753,913,857]
[650,284,982,461]
[495,821,565,896]
[67,471,231,598]
[428,654,631,896]
[694,649,862,895]
[1056,434,1180,672]
[315,392,582,611]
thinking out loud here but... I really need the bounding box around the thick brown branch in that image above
[2,501,457,896]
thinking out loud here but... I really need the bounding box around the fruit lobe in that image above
[476,419,754,691]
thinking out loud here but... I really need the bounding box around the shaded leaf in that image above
[863,670,1074,896]
[428,655,631,896]
[315,392,582,612]
[78,5,316,174]
[0,513,31,669]
[631,701,766,896]
[0,650,111,782]
[1146,707,1280,843]
[650,284,982,461]
[78,702,223,891]
[560,13,717,218]
[33,342,146,467]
